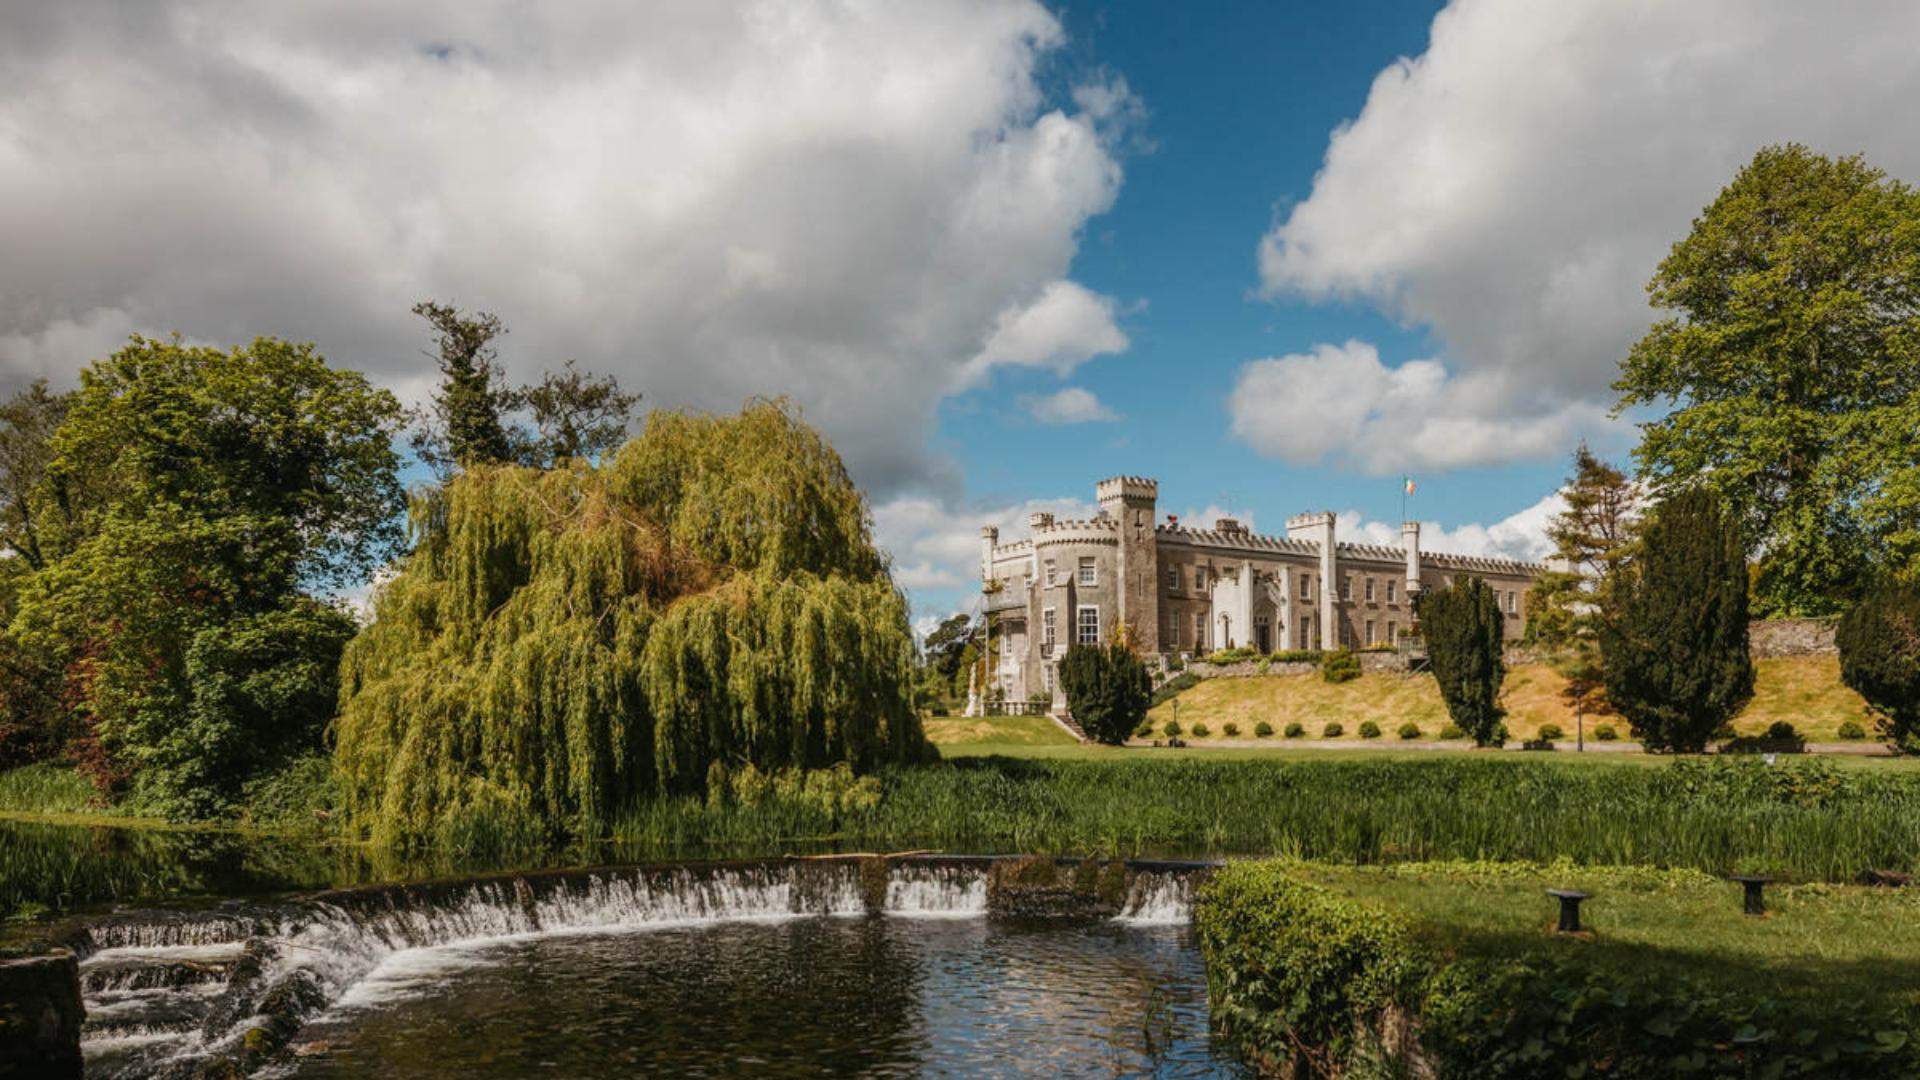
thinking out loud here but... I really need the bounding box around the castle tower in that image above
[1401,521,1422,599]
[1096,476,1159,652]
[1286,511,1338,649]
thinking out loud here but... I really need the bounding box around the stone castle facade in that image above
[979,476,1545,706]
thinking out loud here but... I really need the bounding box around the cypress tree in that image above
[1418,577,1507,747]
[1057,642,1151,745]
[1836,582,1920,753]
[1600,488,1753,753]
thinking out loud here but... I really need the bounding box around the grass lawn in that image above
[1276,860,1920,1002]
[921,713,1079,748]
[1148,655,1876,744]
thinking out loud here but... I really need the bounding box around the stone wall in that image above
[1749,618,1837,657]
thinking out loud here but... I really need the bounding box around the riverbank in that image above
[1196,859,1920,1077]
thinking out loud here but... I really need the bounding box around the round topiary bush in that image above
[1134,722,1154,739]
[1321,648,1362,684]
[1284,721,1305,738]
[1538,723,1565,742]
[1191,722,1211,738]
[1439,724,1466,740]
[1397,722,1421,740]
[1321,721,1344,738]
[1223,722,1241,738]
[1163,720,1182,738]
[1358,720,1382,739]
[1838,719,1867,740]
[1254,721,1274,738]
[1766,720,1798,741]
[1594,724,1619,741]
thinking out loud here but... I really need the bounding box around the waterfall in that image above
[69,856,1203,1079]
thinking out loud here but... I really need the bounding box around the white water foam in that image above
[1112,870,1194,925]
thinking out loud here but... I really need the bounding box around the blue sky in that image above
[5,1,1918,628]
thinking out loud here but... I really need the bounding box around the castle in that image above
[979,476,1545,708]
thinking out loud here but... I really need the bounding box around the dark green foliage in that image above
[1439,725,1465,740]
[1359,720,1381,739]
[1839,720,1867,740]
[1254,721,1274,738]
[1419,577,1507,747]
[1601,489,1754,753]
[1268,649,1323,663]
[334,401,927,849]
[1222,722,1240,737]
[1322,722,1344,738]
[1057,643,1152,746]
[1162,720,1181,738]
[1616,145,1920,614]
[1837,582,1920,752]
[1200,861,1920,1078]
[410,301,519,474]
[1207,647,1258,664]
[1282,722,1303,738]
[1528,446,1639,651]
[1196,867,1427,1075]
[517,359,641,466]
[1191,722,1211,738]
[1149,670,1200,707]
[0,380,72,572]
[1320,648,1360,683]
[1538,723,1565,742]
[1595,724,1618,741]
[1397,722,1420,740]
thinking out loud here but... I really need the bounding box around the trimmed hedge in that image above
[1197,861,1920,1078]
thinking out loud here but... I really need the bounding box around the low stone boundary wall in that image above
[1750,617,1837,657]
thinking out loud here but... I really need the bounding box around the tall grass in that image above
[0,762,102,815]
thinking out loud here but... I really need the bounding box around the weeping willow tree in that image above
[333,401,927,849]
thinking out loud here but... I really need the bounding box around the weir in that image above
[39,855,1213,1079]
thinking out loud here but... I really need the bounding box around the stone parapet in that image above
[1749,618,1838,657]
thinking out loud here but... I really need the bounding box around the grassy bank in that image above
[1197,859,1920,1077]
[1149,656,1875,743]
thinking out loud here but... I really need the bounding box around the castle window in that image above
[1364,578,1375,602]
[1300,574,1311,600]
[1078,557,1096,586]
[1044,560,1056,586]
[1076,605,1099,645]
[1043,664,1055,693]
[1341,577,1352,601]
[1366,619,1377,646]
[1299,616,1312,649]
[1194,566,1206,589]
[1166,567,1179,591]
[1387,620,1397,644]
[1194,611,1206,650]
[1386,580,1396,603]
[1042,608,1056,656]
[1506,590,1517,615]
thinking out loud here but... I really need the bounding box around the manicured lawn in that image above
[1278,860,1920,1001]
[920,713,1079,748]
[1148,656,1876,744]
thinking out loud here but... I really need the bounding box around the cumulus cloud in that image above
[1228,340,1607,473]
[0,0,1134,497]
[956,280,1129,390]
[871,491,1094,617]
[1336,491,1564,565]
[1253,0,1920,470]
[1018,386,1120,424]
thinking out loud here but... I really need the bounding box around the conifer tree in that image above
[1600,489,1753,753]
[410,300,520,476]
[1836,582,1920,753]
[1525,445,1637,651]
[1419,577,1506,747]
[1057,642,1151,745]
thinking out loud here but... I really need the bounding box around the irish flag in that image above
[1404,477,1416,496]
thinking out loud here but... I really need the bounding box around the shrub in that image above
[1438,724,1466,740]
[1601,489,1753,753]
[1839,720,1867,740]
[1223,722,1241,738]
[1134,722,1154,739]
[1594,724,1619,741]
[1397,722,1421,740]
[1538,723,1565,742]
[1322,722,1344,738]
[1191,723,1211,738]
[1359,720,1382,739]
[1150,671,1201,708]
[1419,578,1507,746]
[1163,720,1182,738]
[1255,721,1275,738]
[1284,722,1305,738]
[1270,649,1323,663]
[1838,582,1920,753]
[1060,643,1154,745]
[1209,647,1258,664]
[1766,720,1798,741]
[1321,648,1362,684]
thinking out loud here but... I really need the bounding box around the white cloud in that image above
[1177,505,1256,533]
[1255,0,1920,470]
[1336,491,1564,565]
[956,280,1130,390]
[871,491,1094,619]
[1018,386,1120,424]
[0,1,1134,498]
[1228,340,1607,473]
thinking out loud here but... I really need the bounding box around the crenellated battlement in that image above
[1095,475,1159,505]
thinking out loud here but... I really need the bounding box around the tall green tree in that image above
[1057,642,1151,745]
[520,360,642,466]
[0,381,73,571]
[1615,144,1920,615]
[1419,578,1507,747]
[1526,445,1639,650]
[1600,489,1754,753]
[410,300,520,476]
[1836,582,1920,754]
[11,336,404,811]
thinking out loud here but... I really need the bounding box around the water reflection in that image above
[276,917,1243,1078]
